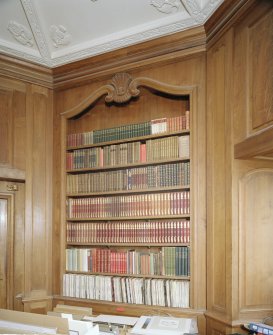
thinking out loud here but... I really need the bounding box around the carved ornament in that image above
[150,0,181,14]
[50,25,71,48]
[7,21,33,47]
[105,73,140,103]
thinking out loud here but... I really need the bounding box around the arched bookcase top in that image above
[61,73,194,119]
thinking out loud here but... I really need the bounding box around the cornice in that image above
[0,1,260,89]
[204,0,258,45]
[52,25,206,90]
[0,25,206,89]
[0,54,53,88]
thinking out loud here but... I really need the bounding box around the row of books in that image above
[66,135,189,170]
[67,191,190,219]
[67,162,190,194]
[67,113,190,147]
[66,220,190,244]
[66,246,190,276]
[63,273,190,308]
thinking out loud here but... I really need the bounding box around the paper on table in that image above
[92,315,139,326]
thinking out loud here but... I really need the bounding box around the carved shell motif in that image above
[107,73,140,103]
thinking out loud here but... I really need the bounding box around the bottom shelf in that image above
[63,273,189,308]
[53,295,202,317]
[52,295,207,334]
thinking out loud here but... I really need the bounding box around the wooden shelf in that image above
[66,157,190,173]
[66,214,191,221]
[67,185,190,197]
[66,271,190,281]
[234,127,273,160]
[67,129,190,151]
[53,296,202,317]
[66,242,190,247]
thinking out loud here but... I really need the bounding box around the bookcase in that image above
[59,73,199,315]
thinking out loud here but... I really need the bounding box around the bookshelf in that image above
[59,73,198,315]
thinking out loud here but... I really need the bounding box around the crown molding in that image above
[204,0,258,45]
[52,25,206,90]
[0,54,53,88]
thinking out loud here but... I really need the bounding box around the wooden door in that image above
[0,195,10,308]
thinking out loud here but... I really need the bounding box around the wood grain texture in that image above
[24,84,54,308]
[0,77,27,171]
[233,1,273,152]
[239,169,273,314]
[206,30,233,318]
[0,181,25,312]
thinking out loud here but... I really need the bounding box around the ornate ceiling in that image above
[0,0,224,68]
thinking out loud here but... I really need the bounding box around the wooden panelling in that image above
[0,89,13,165]
[0,77,26,171]
[0,181,25,312]
[248,10,273,131]
[24,84,53,308]
[239,169,273,316]
[233,1,273,143]
[206,30,233,317]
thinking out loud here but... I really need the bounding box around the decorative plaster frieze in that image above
[7,21,33,47]
[20,0,51,62]
[202,0,222,19]
[50,25,71,48]
[150,0,181,14]
[0,43,47,66]
[1,0,223,68]
[181,0,205,22]
[49,18,192,67]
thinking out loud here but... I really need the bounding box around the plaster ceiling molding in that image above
[50,25,71,48]
[150,0,181,14]
[201,0,223,20]
[20,0,51,62]
[50,18,191,67]
[181,0,205,23]
[7,21,34,47]
[0,42,47,66]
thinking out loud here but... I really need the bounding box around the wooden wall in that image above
[206,0,273,333]
[0,75,54,313]
[0,0,272,334]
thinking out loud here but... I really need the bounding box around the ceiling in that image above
[0,0,224,68]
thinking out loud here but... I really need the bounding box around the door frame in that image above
[0,192,14,309]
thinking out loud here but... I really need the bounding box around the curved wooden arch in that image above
[61,73,194,119]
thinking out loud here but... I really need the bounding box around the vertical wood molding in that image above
[206,29,234,323]
[24,83,53,307]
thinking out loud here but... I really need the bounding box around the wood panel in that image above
[238,169,273,317]
[248,10,273,131]
[233,1,273,144]
[206,30,233,318]
[0,77,26,171]
[23,84,53,310]
[0,181,25,312]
